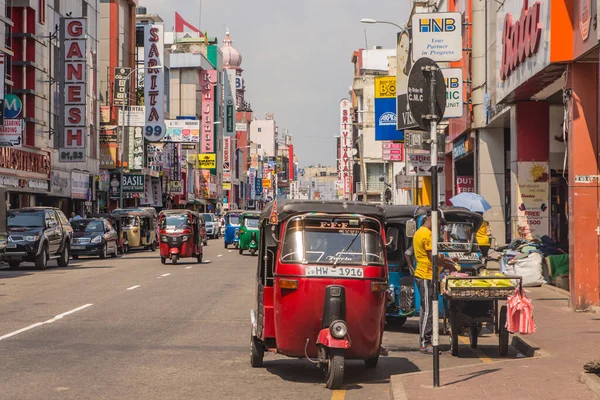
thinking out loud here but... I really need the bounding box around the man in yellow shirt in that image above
[413,212,455,354]
[475,212,491,257]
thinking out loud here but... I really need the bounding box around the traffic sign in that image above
[407,57,446,131]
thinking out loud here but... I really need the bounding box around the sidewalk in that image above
[390,285,600,400]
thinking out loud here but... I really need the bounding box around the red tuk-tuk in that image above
[158,210,203,265]
[250,200,389,389]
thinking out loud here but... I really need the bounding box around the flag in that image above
[175,12,203,35]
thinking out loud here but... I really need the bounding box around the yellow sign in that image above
[197,154,216,169]
[262,178,272,188]
[375,76,396,98]
[223,182,231,190]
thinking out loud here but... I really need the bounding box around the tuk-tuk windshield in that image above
[123,216,139,227]
[161,214,191,229]
[281,216,384,266]
[441,222,473,243]
[244,217,259,228]
[227,214,240,225]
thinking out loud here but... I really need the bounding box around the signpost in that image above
[407,56,447,387]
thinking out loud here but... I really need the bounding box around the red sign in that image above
[580,0,591,41]
[200,70,217,153]
[456,176,475,193]
[500,0,542,81]
[0,147,51,178]
[339,99,353,198]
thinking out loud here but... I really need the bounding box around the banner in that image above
[152,178,163,207]
[0,119,24,147]
[163,120,200,142]
[224,71,235,137]
[127,126,144,170]
[118,106,145,127]
[141,176,152,204]
[375,76,400,141]
[197,154,216,169]
[339,99,353,199]
[169,180,184,195]
[223,136,231,171]
[249,168,256,199]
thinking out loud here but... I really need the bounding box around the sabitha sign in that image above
[197,154,216,169]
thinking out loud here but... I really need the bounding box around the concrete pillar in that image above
[568,63,599,309]
[478,128,506,245]
[510,102,550,241]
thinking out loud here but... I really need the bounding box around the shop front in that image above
[0,148,52,209]
[452,134,475,195]
[40,170,72,215]
[72,172,91,217]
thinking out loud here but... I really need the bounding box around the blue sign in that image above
[223,197,228,204]
[453,136,468,160]
[255,176,263,196]
[375,97,403,141]
[176,116,197,120]
[4,94,22,119]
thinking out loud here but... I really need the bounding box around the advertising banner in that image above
[248,168,256,198]
[127,126,144,170]
[375,76,400,141]
[152,179,163,207]
[169,180,184,195]
[412,12,463,62]
[339,99,353,199]
[223,136,231,171]
[197,154,216,169]
[456,176,475,193]
[141,176,152,204]
[163,120,200,143]
[0,119,24,147]
[406,151,445,176]
[71,172,90,199]
[147,142,164,172]
[118,106,145,127]
[59,18,87,162]
[382,141,404,161]
[144,24,166,141]
[224,71,235,137]
[255,176,263,197]
[515,162,549,240]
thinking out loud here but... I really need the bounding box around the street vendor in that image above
[475,212,491,257]
[413,212,457,354]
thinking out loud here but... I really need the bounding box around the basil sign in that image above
[122,174,145,193]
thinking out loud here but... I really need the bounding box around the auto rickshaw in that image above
[158,210,203,264]
[118,211,158,251]
[91,213,129,254]
[238,210,261,255]
[223,209,242,249]
[250,200,389,389]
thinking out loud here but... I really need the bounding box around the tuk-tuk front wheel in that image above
[239,248,243,255]
[161,257,166,265]
[197,253,203,264]
[151,241,157,252]
[250,249,256,256]
[224,242,228,249]
[250,335,264,368]
[171,254,178,265]
[325,349,344,390]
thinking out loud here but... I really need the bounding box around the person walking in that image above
[476,212,491,257]
[413,212,455,354]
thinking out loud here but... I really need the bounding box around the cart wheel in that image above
[450,306,459,356]
[364,355,379,368]
[325,349,344,390]
[171,255,178,265]
[499,305,509,357]
[250,335,264,368]
[469,325,479,349]
[161,257,166,265]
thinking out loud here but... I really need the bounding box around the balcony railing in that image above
[355,181,387,193]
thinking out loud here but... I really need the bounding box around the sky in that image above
[141,0,410,167]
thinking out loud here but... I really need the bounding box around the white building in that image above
[250,117,277,158]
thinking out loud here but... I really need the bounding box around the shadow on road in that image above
[443,368,501,386]
[0,269,33,279]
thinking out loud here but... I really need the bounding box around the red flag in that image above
[269,198,278,225]
[175,12,203,35]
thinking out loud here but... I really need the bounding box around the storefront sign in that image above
[200,70,217,152]
[453,136,468,159]
[109,174,120,199]
[163,120,200,143]
[51,170,72,197]
[169,180,184,195]
[118,106,145,127]
[515,162,549,239]
[100,128,118,169]
[100,106,111,124]
[442,68,463,118]
[406,151,445,176]
[197,154,216,169]
[0,147,51,178]
[375,76,401,141]
[249,168,256,198]
[223,136,231,171]
[382,141,404,161]
[128,127,144,170]
[122,173,145,193]
[412,12,463,62]
[0,119,23,147]
[60,18,87,162]
[141,176,152,204]
[113,67,131,107]
[152,179,163,207]
[235,123,247,132]
[223,182,232,190]
[456,176,475,193]
[147,142,164,173]
[144,25,165,142]
[4,94,22,119]
[71,172,90,199]
[224,71,235,137]
[255,176,263,197]
[339,99,353,199]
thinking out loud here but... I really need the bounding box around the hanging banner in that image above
[141,176,152,204]
[59,18,87,162]
[113,67,131,107]
[147,142,164,172]
[224,71,235,137]
[144,24,165,142]
[152,178,163,207]
[375,76,400,141]
[200,70,217,152]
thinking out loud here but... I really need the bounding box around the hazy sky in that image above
[142,0,410,167]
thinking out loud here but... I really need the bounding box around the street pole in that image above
[428,66,441,387]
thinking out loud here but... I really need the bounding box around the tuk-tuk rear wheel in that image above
[325,349,344,390]
[161,257,166,265]
[250,335,264,368]
[197,253,203,263]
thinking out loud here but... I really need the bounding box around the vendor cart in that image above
[443,276,522,357]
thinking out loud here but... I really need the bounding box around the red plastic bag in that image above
[506,288,536,334]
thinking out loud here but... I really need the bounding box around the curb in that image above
[389,375,408,400]
[580,372,600,398]
[541,284,570,300]
[511,335,545,357]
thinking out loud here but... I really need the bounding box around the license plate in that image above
[71,245,85,250]
[305,266,364,278]
[7,243,16,249]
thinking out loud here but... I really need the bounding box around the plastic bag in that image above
[505,252,546,287]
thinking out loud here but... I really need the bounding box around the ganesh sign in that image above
[339,99,353,199]
[144,25,166,142]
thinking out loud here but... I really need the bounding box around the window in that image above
[258,128,262,132]
[38,0,46,24]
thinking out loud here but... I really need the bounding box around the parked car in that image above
[202,213,219,240]
[2,207,73,270]
[71,218,119,259]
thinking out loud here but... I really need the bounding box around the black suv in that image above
[2,207,73,269]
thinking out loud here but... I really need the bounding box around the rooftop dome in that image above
[222,30,242,68]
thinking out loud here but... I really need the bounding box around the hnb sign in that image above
[412,12,463,62]
[418,18,457,33]
[442,68,463,118]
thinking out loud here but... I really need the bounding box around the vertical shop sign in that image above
[200,70,217,153]
[113,67,131,107]
[249,168,256,199]
[128,127,144,170]
[339,99,353,199]
[223,136,231,173]
[224,72,235,137]
[59,18,87,162]
[144,25,165,141]
[374,77,400,141]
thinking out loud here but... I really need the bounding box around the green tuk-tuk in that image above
[238,211,261,255]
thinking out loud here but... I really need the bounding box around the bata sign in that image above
[144,25,165,142]
[59,18,87,162]
[500,0,542,80]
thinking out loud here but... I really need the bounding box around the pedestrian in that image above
[413,212,455,354]
[476,212,491,257]
[69,212,82,222]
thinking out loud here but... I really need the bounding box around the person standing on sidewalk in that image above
[413,212,455,354]
[475,212,491,257]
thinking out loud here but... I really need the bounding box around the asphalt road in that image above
[0,242,525,400]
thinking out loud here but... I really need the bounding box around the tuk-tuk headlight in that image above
[161,235,168,242]
[329,320,348,339]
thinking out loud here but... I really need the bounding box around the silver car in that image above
[202,213,220,239]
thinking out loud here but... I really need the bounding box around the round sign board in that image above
[407,57,446,131]
[4,94,22,119]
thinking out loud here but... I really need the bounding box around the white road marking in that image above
[228,250,232,253]
[204,260,211,263]
[126,285,141,291]
[217,254,223,258]
[185,266,192,270]
[160,273,171,277]
[0,304,93,341]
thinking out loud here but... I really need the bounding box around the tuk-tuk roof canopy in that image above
[159,209,201,218]
[260,200,386,224]
[241,211,261,218]
[414,206,484,231]
[226,209,244,215]
[112,210,155,219]
[382,205,419,221]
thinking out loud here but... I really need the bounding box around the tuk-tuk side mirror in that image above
[386,227,399,251]
[406,219,417,238]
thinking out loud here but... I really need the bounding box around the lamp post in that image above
[118,66,163,209]
[360,18,405,31]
